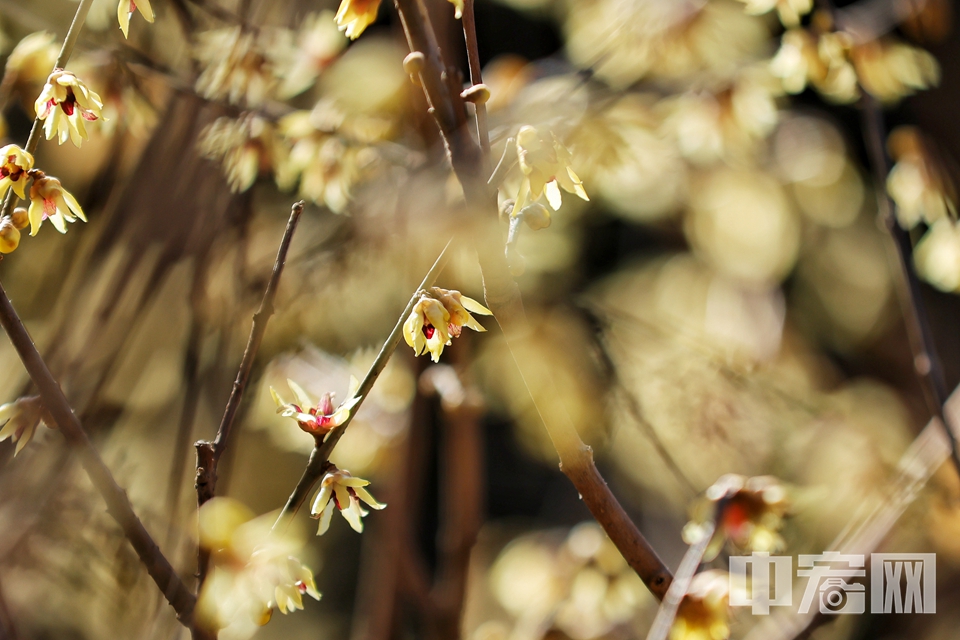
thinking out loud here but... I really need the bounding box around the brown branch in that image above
[194,200,304,586]
[271,239,454,530]
[426,364,483,640]
[860,94,960,477]
[0,281,197,625]
[461,0,490,164]
[393,0,673,601]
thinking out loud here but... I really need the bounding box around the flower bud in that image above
[403,52,425,76]
[0,218,20,253]
[10,208,29,230]
[520,202,551,230]
[460,83,491,104]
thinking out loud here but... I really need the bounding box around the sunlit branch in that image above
[393,0,673,601]
[271,238,454,531]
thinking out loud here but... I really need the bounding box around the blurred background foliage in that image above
[1,0,960,638]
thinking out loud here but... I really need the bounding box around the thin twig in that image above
[860,94,960,477]
[644,522,714,640]
[271,238,454,530]
[195,200,304,585]
[0,281,197,625]
[461,0,490,166]
[393,0,673,600]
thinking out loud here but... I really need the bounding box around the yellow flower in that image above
[914,218,960,293]
[334,0,382,40]
[270,377,361,438]
[735,0,812,28]
[4,32,58,86]
[513,125,588,216]
[27,174,87,236]
[196,498,321,638]
[771,29,859,103]
[886,126,956,229]
[403,288,492,362]
[682,474,788,561]
[0,396,47,456]
[0,145,34,200]
[276,12,346,99]
[310,468,385,535]
[35,70,105,147]
[671,570,731,640]
[117,0,155,39]
[851,38,939,103]
[198,114,276,193]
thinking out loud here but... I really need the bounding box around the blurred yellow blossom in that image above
[117,0,154,39]
[335,0,381,40]
[512,125,588,215]
[403,288,491,362]
[671,570,732,640]
[196,498,320,639]
[851,38,939,103]
[276,12,346,98]
[886,126,956,229]
[914,218,960,293]
[0,396,48,456]
[199,114,276,193]
[27,173,87,236]
[35,70,105,147]
[310,467,385,535]
[4,32,58,87]
[194,27,293,107]
[735,0,812,27]
[682,474,789,560]
[0,145,34,200]
[771,28,859,103]
[270,377,360,438]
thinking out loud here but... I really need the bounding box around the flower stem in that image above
[272,237,454,531]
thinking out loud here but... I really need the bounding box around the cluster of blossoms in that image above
[682,474,789,561]
[403,287,492,363]
[196,498,321,638]
[771,20,938,104]
[0,144,87,255]
[271,378,385,535]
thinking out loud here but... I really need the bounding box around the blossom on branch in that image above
[27,173,87,236]
[310,467,385,535]
[270,377,361,438]
[403,287,492,363]
[512,125,588,216]
[0,145,34,200]
[117,0,155,39]
[671,570,732,640]
[682,474,788,561]
[0,396,48,456]
[35,70,105,147]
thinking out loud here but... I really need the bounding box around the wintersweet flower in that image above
[0,218,20,254]
[0,145,34,200]
[4,32,58,85]
[334,0,381,40]
[682,474,788,561]
[196,498,321,638]
[513,125,588,215]
[0,396,48,456]
[310,468,385,535]
[27,173,87,236]
[117,0,155,39]
[671,570,732,640]
[403,288,492,362]
[35,70,105,147]
[270,377,361,438]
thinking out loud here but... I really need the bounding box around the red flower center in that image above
[423,325,435,339]
[61,92,77,116]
